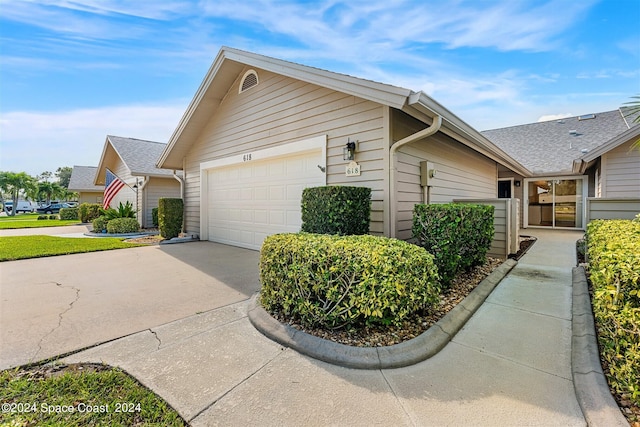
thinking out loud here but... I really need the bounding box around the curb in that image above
[83,231,159,238]
[249,258,517,369]
[571,266,628,426]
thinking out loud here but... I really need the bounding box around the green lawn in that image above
[0,363,186,426]
[0,235,144,261]
[0,213,80,229]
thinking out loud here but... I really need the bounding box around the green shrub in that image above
[587,219,640,406]
[79,203,102,223]
[152,207,159,227]
[37,215,48,220]
[158,198,183,239]
[92,216,108,233]
[260,233,440,329]
[101,201,136,220]
[106,217,140,234]
[59,207,79,220]
[301,186,371,235]
[412,203,494,287]
[48,215,58,220]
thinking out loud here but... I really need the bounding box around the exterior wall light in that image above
[343,139,356,161]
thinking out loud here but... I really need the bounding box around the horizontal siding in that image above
[603,139,640,198]
[78,192,102,205]
[144,177,181,228]
[587,198,640,221]
[184,68,385,237]
[395,133,497,239]
[109,159,136,211]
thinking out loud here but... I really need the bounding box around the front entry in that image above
[525,177,586,229]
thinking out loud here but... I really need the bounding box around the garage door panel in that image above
[206,149,324,250]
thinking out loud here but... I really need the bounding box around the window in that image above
[239,70,259,93]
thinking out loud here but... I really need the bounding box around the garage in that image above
[200,138,326,250]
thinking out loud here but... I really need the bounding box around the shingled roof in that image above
[68,166,102,192]
[106,136,174,176]
[482,108,637,175]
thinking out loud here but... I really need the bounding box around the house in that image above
[95,135,182,228]
[483,109,640,228]
[157,47,529,253]
[68,166,103,204]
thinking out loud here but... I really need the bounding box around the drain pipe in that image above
[389,114,442,238]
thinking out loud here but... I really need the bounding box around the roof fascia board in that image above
[94,136,115,185]
[581,124,640,163]
[406,92,531,177]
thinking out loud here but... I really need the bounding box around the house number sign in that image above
[346,161,361,177]
[243,153,252,162]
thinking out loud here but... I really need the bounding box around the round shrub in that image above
[79,203,102,223]
[48,215,58,220]
[106,217,140,234]
[92,216,108,233]
[37,215,48,220]
[59,207,78,220]
[260,233,440,329]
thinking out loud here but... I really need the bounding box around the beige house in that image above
[68,166,103,204]
[483,110,640,229]
[157,47,529,252]
[95,135,182,228]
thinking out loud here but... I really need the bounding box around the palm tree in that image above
[624,95,640,150]
[37,181,64,205]
[0,172,36,216]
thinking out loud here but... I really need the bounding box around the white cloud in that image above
[0,102,187,176]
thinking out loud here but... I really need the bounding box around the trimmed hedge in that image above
[92,216,108,233]
[152,207,159,227]
[412,203,494,287]
[587,219,640,406]
[301,186,371,235]
[59,207,79,220]
[260,233,440,329]
[106,217,140,234]
[158,198,183,239]
[79,203,102,223]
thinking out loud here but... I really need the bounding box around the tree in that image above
[0,172,36,217]
[39,171,53,182]
[56,166,73,188]
[623,95,640,150]
[37,181,64,205]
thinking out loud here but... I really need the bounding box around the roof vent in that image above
[569,130,578,135]
[578,114,596,121]
[581,149,589,154]
[239,70,259,93]
[556,119,565,124]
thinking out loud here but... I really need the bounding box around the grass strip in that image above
[0,363,186,426]
[0,236,145,261]
[0,219,80,229]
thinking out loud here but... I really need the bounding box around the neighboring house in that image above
[95,135,182,228]
[157,47,529,252]
[68,166,103,204]
[483,109,640,229]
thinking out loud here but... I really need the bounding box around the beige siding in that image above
[109,159,136,210]
[143,177,181,228]
[78,192,103,205]
[602,139,640,198]
[587,198,640,221]
[395,133,497,239]
[183,68,385,237]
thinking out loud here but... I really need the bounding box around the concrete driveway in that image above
[0,241,260,370]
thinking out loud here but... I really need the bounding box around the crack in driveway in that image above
[149,328,162,350]
[31,282,80,363]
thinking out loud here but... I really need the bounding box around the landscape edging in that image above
[248,258,517,369]
[571,266,628,426]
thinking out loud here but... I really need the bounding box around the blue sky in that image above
[1,0,639,177]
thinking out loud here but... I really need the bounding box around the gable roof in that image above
[68,166,101,192]
[573,123,640,173]
[157,47,530,177]
[482,109,636,175]
[95,135,175,184]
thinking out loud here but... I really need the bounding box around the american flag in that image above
[103,168,126,209]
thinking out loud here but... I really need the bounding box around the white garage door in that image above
[205,149,325,250]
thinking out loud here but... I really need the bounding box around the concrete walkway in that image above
[60,228,592,426]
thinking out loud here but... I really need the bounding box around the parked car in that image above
[36,203,71,214]
[3,201,36,213]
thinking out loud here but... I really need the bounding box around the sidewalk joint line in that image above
[380,369,418,426]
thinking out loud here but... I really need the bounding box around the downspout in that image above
[172,157,186,235]
[388,114,442,238]
[137,176,149,228]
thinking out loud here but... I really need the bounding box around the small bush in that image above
[260,233,440,329]
[412,203,494,287]
[101,201,136,220]
[587,219,640,406]
[158,198,183,239]
[107,217,140,234]
[92,216,108,233]
[59,207,78,220]
[48,215,58,220]
[79,203,102,223]
[152,207,159,227]
[301,186,371,235]
[37,215,48,220]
